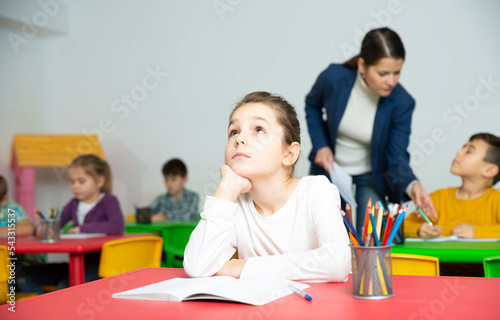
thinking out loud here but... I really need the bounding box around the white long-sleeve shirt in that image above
[183,176,351,282]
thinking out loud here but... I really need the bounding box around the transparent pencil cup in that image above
[40,219,61,243]
[350,245,394,299]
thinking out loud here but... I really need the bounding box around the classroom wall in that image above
[1,0,499,216]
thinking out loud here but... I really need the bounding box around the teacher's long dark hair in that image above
[343,27,405,69]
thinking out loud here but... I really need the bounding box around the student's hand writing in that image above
[68,226,81,233]
[314,146,334,172]
[410,182,438,220]
[451,223,474,238]
[418,223,442,239]
[151,213,167,223]
[214,164,252,202]
[215,259,246,278]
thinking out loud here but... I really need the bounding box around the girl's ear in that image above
[96,175,105,190]
[282,142,301,167]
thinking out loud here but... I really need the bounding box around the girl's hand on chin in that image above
[220,164,252,194]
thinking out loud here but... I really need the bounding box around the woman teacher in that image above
[305,27,436,232]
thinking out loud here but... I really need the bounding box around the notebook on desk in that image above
[60,233,107,239]
[112,275,309,305]
[405,236,500,242]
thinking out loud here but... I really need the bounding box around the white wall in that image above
[1,0,499,216]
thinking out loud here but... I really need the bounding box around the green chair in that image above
[483,256,500,278]
[163,222,198,268]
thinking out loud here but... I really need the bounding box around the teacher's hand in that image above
[315,146,334,172]
[410,182,438,220]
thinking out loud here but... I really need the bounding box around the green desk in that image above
[125,221,198,267]
[392,241,500,263]
[125,221,198,235]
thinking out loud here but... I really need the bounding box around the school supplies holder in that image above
[34,208,62,242]
[350,244,394,299]
[135,206,151,224]
[40,219,61,243]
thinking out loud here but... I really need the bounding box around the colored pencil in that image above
[376,207,383,242]
[34,209,46,221]
[368,209,380,246]
[382,210,394,246]
[376,254,389,295]
[362,198,372,243]
[346,203,353,226]
[386,208,406,245]
[349,232,359,246]
[342,210,364,246]
[376,200,384,212]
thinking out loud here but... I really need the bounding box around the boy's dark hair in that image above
[470,133,500,185]
[0,175,7,199]
[162,159,187,177]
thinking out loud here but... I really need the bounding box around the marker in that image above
[417,207,433,226]
[288,284,312,301]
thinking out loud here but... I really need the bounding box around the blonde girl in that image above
[59,154,124,234]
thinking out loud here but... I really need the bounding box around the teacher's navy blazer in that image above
[305,63,417,203]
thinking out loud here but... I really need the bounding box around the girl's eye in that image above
[379,72,387,76]
[255,127,265,133]
[229,130,239,137]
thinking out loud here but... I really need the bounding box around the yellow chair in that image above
[483,256,500,278]
[391,253,440,276]
[98,236,163,278]
[0,245,8,304]
[0,245,38,304]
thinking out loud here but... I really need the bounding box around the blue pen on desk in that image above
[288,284,312,301]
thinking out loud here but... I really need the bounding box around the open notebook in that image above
[405,236,500,242]
[60,233,107,239]
[112,275,309,306]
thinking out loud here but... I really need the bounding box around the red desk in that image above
[0,268,497,319]
[0,234,154,286]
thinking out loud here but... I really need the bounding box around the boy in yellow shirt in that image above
[405,133,500,239]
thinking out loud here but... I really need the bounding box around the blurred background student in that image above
[405,133,500,239]
[0,174,34,236]
[20,154,124,294]
[305,27,436,232]
[150,158,199,222]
